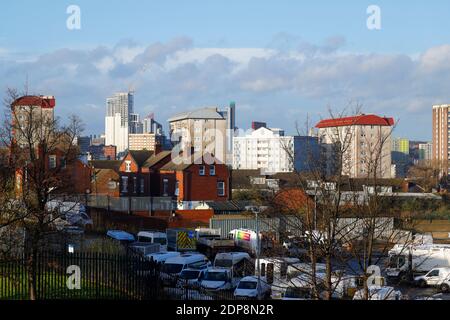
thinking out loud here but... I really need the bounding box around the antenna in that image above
[24,73,29,95]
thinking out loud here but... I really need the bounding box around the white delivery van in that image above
[200,252,253,291]
[146,251,180,264]
[162,253,210,276]
[414,267,450,288]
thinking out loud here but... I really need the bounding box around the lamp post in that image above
[252,206,261,300]
[314,186,317,230]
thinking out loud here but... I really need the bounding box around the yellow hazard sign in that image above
[177,232,196,249]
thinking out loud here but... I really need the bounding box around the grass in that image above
[0,266,131,300]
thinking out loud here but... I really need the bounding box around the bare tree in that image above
[261,104,416,300]
[0,87,84,300]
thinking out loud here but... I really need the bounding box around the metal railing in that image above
[84,195,175,212]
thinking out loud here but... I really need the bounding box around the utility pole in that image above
[314,186,317,230]
[254,207,261,300]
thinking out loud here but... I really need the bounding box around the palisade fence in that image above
[0,251,237,300]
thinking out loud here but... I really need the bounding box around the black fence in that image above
[0,251,239,300]
[0,251,161,300]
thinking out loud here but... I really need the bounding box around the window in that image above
[163,178,169,196]
[209,165,215,176]
[140,178,145,194]
[125,160,132,172]
[60,157,66,169]
[121,176,128,193]
[428,269,440,277]
[217,181,225,196]
[175,180,179,196]
[133,177,137,193]
[199,165,205,176]
[49,155,57,169]
[261,263,266,277]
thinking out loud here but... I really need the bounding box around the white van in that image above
[414,267,450,288]
[234,276,271,299]
[146,251,180,264]
[162,253,210,276]
[200,252,253,291]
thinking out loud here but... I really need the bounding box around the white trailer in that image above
[137,231,168,251]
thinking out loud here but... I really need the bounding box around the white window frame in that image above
[49,155,57,169]
[125,160,132,172]
[175,180,179,196]
[217,181,225,196]
[121,176,128,193]
[163,178,169,196]
[209,165,216,176]
[199,165,205,176]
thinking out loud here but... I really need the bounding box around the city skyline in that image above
[3,1,450,140]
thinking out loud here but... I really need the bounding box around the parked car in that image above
[414,267,450,288]
[234,276,271,299]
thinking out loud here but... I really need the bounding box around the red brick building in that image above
[15,146,91,196]
[116,150,230,202]
[103,145,117,160]
[90,160,122,196]
[159,154,230,202]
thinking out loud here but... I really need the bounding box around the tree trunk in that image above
[27,248,37,300]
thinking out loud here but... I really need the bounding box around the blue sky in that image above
[2,1,450,140]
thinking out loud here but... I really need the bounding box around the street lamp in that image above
[251,206,261,300]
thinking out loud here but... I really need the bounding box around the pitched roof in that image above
[89,160,121,172]
[160,153,222,171]
[143,151,172,168]
[12,95,56,109]
[168,107,225,122]
[315,114,394,129]
[94,168,119,180]
[129,150,154,167]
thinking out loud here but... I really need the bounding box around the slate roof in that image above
[143,151,172,168]
[168,107,225,122]
[89,160,122,172]
[129,150,154,167]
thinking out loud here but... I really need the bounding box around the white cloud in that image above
[0,37,448,140]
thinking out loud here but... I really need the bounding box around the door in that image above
[425,269,441,285]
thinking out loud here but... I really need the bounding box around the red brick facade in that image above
[117,150,230,202]
[159,162,230,202]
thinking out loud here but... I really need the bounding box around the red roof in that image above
[12,96,55,109]
[315,114,394,128]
